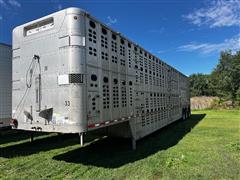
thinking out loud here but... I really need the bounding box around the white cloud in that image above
[0,0,21,9]
[0,0,8,9]
[178,35,240,54]
[107,16,117,26]
[183,0,240,28]
[8,0,21,8]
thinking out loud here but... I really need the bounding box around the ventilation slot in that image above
[69,74,84,84]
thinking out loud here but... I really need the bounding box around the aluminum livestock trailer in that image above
[12,8,190,149]
[0,43,12,129]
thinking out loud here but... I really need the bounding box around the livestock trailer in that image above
[12,8,190,149]
[0,43,12,129]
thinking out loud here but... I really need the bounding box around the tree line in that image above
[189,51,240,106]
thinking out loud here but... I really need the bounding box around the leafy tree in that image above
[189,74,216,97]
[189,50,240,106]
[189,74,208,96]
[211,51,240,104]
[236,88,240,105]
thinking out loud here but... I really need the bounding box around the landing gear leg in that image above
[79,133,84,146]
[30,132,34,143]
[132,137,136,150]
[129,118,137,150]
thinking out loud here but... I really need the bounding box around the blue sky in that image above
[0,0,239,75]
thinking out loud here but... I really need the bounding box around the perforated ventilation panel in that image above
[84,15,189,139]
[69,74,84,84]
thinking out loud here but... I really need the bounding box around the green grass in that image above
[0,110,239,180]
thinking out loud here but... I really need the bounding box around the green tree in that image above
[189,50,240,107]
[189,73,215,97]
[211,51,240,104]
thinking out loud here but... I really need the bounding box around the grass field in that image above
[0,110,239,180]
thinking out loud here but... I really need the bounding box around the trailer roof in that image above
[12,7,188,78]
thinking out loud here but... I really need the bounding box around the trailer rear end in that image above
[0,43,12,129]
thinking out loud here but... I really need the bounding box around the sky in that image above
[0,0,239,76]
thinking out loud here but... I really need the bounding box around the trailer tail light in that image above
[10,119,18,128]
